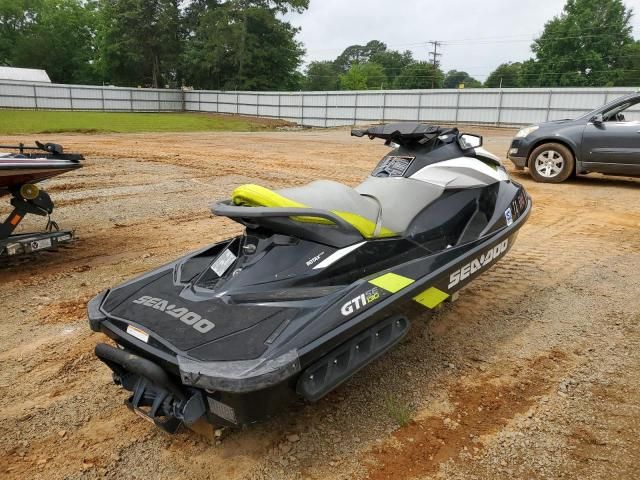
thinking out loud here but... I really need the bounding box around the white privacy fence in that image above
[184,88,640,126]
[1,79,638,126]
[0,81,183,111]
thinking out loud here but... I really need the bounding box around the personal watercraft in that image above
[0,142,83,257]
[89,123,531,432]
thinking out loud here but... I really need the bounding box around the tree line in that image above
[305,0,639,90]
[0,0,638,90]
[0,0,309,89]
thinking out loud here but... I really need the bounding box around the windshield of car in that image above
[576,93,640,121]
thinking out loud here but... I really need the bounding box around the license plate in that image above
[30,238,52,251]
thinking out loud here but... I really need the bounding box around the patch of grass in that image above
[384,395,413,427]
[0,109,285,135]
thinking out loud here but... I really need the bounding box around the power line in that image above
[303,28,636,56]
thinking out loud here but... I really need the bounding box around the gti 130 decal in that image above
[448,239,509,289]
[132,296,215,333]
[341,287,380,316]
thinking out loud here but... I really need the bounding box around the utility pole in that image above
[428,41,443,89]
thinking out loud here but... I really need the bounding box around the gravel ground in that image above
[0,127,638,479]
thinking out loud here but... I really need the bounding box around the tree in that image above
[370,49,414,85]
[303,61,339,90]
[10,0,98,84]
[0,0,98,84]
[339,62,386,90]
[617,40,640,86]
[97,0,182,87]
[443,70,482,89]
[334,40,387,73]
[181,0,307,90]
[523,0,635,87]
[484,62,523,88]
[0,0,43,66]
[394,62,444,89]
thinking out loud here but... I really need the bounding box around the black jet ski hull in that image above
[89,195,531,430]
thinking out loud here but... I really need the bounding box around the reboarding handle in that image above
[213,200,365,236]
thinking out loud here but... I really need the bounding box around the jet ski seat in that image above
[231,177,444,239]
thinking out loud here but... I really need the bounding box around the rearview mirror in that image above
[591,113,604,124]
[459,134,483,149]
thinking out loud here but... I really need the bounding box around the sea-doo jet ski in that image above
[0,142,83,257]
[89,123,531,432]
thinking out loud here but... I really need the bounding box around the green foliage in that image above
[444,70,482,89]
[0,0,42,66]
[617,40,640,86]
[1,0,98,84]
[334,40,387,73]
[181,0,306,90]
[97,0,181,88]
[339,62,387,90]
[523,0,635,87]
[304,61,340,91]
[370,49,414,85]
[484,62,523,88]
[394,62,444,89]
[384,395,412,427]
[0,110,282,134]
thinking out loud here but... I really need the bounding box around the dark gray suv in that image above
[507,91,640,183]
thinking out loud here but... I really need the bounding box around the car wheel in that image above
[528,143,575,183]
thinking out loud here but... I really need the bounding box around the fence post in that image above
[545,89,553,121]
[300,93,304,126]
[236,92,239,115]
[256,93,260,117]
[454,89,461,123]
[381,91,386,123]
[277,93,281,119]
[33,84,38,110]
[324,92,329,128]
[215,91,219,113]
[68,86,74,111]
[496,89,504,126]
[129,89,134,112]
[416,91,423,122]
[100,87,105,111]
[158,90,162,112]
[353,92,359,125]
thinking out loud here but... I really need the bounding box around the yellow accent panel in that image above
[231,184,396,239]
[369,272,415,293]
[232,184,305,209]
[413,287,450,309]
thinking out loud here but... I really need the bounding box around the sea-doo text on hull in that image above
[0,142,83,257]
[89,124,531,432]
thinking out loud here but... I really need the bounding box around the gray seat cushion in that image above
[356,177,444,233]
[276,177,445,235]
[276,180,380,222]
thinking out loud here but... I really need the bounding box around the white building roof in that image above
[0,67,51,83]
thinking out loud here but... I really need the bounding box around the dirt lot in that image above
[1,126,639,480]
